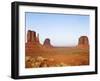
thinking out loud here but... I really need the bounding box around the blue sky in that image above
[25,12,89,46]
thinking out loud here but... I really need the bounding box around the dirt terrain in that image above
[25,47,89,68]
[25,30,89,68]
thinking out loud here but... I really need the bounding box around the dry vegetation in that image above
[25,47,89,68]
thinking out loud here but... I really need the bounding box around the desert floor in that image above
[25,47,89,68]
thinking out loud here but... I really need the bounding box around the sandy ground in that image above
[25,47,89,68]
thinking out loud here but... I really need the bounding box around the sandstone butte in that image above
[77,36,89,48]
[25,30,89,49]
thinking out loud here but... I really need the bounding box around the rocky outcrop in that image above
[36,33,40,43]
[26,30,42,49]
[43,38,52,47]
[27,30,40,43]
[26,30,53,54]
[78,36,89,48]
[26,30,89,49]
[27,30,36,43]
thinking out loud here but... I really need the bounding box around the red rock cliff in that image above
[78,36,89,48]
[26,30,41,49]
[27,30,36,43]
[43,38,52,47]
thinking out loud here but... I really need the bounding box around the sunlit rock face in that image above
[26,30,42,49]
[78,36,89,48]
[27,30,36,43]
[27,30,40,43]
[43,38,52,48]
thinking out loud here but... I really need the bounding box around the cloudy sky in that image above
[25,12,89,47]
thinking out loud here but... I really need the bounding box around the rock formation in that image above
[27,30,40,43]
[43,38,52,47]
[26,30,41,49]
[78,36,89,48]
[27,30,36,43]
[36,33,40,43]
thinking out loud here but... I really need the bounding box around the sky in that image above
[25,12,89,47]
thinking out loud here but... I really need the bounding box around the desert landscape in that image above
[25,30,89,68]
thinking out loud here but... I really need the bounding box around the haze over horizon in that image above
[25,12,90,46]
